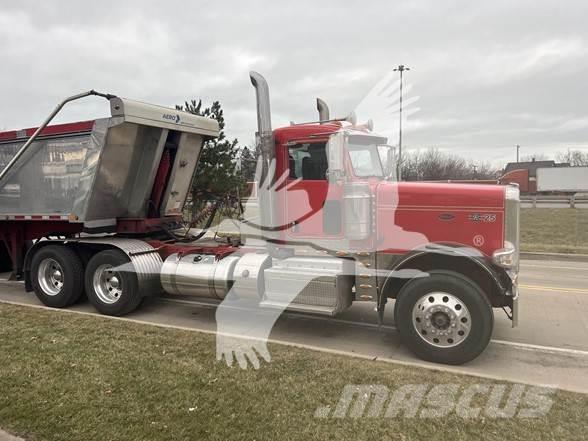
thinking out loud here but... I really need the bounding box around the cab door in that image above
[285,142,343,240]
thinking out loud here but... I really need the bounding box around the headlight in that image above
[505,184,520,202]
[492,240,518,268]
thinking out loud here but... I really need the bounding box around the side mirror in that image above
[327,132,345,183]
[378,145,397,181]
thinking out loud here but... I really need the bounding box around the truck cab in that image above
[248,71,519,364]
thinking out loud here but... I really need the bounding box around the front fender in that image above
[379,243,511,307]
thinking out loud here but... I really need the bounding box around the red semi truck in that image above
[0,74,520,365]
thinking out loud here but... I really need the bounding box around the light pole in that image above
[516,144,520,163]
[394,65,410,180]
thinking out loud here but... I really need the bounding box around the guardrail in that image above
[522,194,588,208]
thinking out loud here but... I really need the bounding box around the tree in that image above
[557,149,588,166]
[238,145,259,182]
[401,148,498,181]
[520,154,550,162]
[176,100,244,209]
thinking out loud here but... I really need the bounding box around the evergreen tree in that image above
[238,145,259,182]
[176,100,245,205]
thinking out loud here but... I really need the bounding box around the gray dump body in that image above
[0,98,219,227]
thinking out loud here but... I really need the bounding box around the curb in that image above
[0,429,24,441]
[0,280,23,287]
[521,251,588,262]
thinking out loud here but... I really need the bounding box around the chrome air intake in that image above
[343,182,372,240]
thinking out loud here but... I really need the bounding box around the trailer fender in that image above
[24,238,163,295]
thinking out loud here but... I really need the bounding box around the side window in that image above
[288,142,328,180]
[287,146,310,179]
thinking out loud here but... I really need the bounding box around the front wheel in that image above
[84,249,142,316]
[394,270,493,365]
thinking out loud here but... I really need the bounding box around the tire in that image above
[394,270,493,365]
[84,249,142,316]
[30,245,84,308]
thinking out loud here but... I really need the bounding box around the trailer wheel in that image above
[84,249,142,316]
[394,270,493,365]
[31,245,84,308]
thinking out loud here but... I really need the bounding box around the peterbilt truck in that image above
[0,73,520,365]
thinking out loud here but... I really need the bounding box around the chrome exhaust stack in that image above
[316,98,330,122]
[249,71,277,236]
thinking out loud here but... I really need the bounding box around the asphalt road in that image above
[1,258,587,393]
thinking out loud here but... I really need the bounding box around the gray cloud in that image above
[1,0,587,166]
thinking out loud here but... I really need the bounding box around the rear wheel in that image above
[394,270,493,365]
[84,249,142,316]
[31,245,84,308]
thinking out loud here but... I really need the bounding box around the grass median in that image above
[0,302,586,441]
[521,208,588,254]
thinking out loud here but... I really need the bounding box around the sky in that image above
[1,0,587,167]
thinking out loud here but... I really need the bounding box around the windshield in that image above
[347,139,385,177]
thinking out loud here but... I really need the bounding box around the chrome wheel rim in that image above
[412,292,471,348]
[38,258,64,296]
[93,264,123,304]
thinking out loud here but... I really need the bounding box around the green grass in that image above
[0,303,586,441]
[521,208,588,254]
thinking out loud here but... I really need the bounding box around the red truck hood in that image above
[390,182,505,209]
[375,181,506,256]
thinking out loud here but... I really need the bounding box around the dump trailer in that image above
[0,75,520,365]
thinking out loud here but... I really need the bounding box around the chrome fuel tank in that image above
[160,253,241,299]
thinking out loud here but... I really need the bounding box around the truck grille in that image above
[505,184,521,270]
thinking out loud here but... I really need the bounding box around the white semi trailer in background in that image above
[536,166,588,193]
